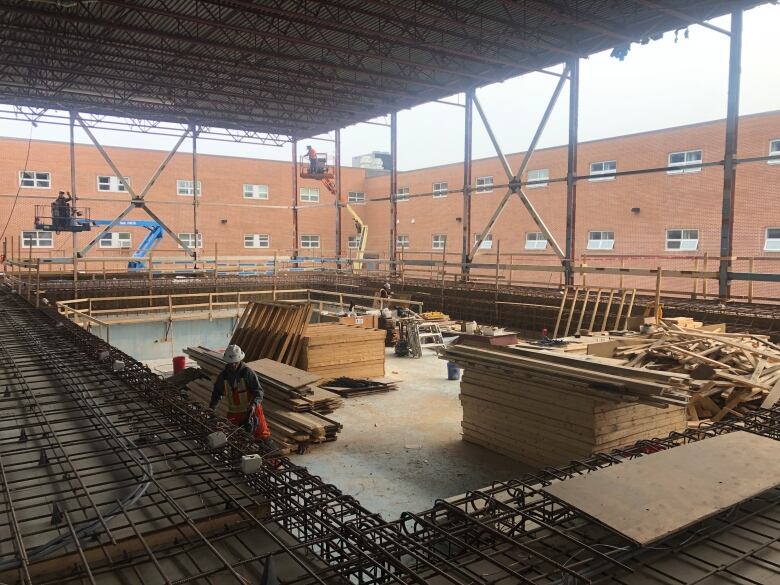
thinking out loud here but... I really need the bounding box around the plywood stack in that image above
[230,301,313,364]
[183,347,343,452]
[298,323,386,378]
[443,344,689,468]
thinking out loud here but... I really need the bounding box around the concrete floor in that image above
[292,348,534,521]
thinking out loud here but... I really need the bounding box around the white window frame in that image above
[97,175,129,193]
[432,182,448,198]
[764,228,780,252]
[99,232,132,249]
[476,176,493,193]
[395,187,410,202]
[347,235,361,249]
[178,233,203,249]
[667,150,703,174]
[432,234,447,250]
[769,140,780,165]
[589,161,617,182]
[474,233,493,250]
[176,180,201,196]
[525,232,547,250]
[526,169,549,188]
[244,234,270,249]
[396,235,410,249]
[19,171,51,189]
[20,230,53,249]
[665,229,699,251]
[243,184,269,200]
[300,234,321,249]
[586,231,615,251]
[299,187,320,203]
[347,191,365,204]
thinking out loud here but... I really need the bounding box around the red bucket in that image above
[172,355,186,374]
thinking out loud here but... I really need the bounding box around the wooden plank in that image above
[543,432,780,545]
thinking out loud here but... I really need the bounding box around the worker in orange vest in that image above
[306,144,318,175]
[209,345,270,441]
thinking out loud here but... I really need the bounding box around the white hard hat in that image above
[383,282,391,289]
[223,345,245,364]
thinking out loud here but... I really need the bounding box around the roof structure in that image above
[0,0,765,140]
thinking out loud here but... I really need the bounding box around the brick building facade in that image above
[2,111,779,294]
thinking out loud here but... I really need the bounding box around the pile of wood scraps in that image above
[443,343,689,467]
[320,377,398,397]
[299,323,386,378]
[183,346,343,452]
[229,301,312,364]
[610,323,780,423]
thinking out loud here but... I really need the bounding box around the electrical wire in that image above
[0,124,34,244]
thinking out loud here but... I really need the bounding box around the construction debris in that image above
[320,377,399,397]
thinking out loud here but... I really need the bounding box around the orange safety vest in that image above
[223,376,252,414]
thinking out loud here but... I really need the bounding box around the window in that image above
[589,161,617,181]
[178,233,203,248]
[525,232,547,250]
[244,234,270,248]
[396,187,410,202]
[99,232,132,249]
[668,150,702,174]
[765,228,780,251]
[19,171,50,189]
[347,235,361,249]
[97,175,129,192]
[177,180,201,196]
[474,233,493,250]
[300,234,320,249]
[587,231,615,250]
[432,182,448,197]
[243,184,269,200]
[348,191,365,203]
[666,229,699,251]
[300,187,319,202]
[476,176,493,193]
[432,234,447,250]
[396,235,409,249]
[20,231,53,248]
[527,169,549,188]
[769,140,780,165]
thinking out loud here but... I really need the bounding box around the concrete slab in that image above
[291,348,534,520]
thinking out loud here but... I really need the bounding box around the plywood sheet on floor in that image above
[543,431,780,545]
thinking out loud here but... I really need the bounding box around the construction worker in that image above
[306,144,318,175]
[51,191,72,232]
[379,282,392,299]
[209,345,271,442]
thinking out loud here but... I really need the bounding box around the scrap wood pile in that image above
[320,377,398,397]
[612,321,780,423]
[183,346,343,452]
[443,344,689,468]
[300,323,386,378]
[229,301,312,364]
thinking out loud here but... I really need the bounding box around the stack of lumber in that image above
[443,344,689,468]
[183,346,343,452]
[320,377,399,397]
[298,323,386,378]
[230,301,312,364]
[611,323,780,423]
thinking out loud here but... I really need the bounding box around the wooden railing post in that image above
[748,257,754,303]
[35,259,41,307]
[654,266,663,324]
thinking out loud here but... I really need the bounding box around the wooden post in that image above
[273,251,278,299]
[440,239,447,308]
[209,292,213,320]
[654,266,662,325]
[400,246,405,285]
[619,257,625,290]
[27,240,33,301]
[494,240,501,292]
[148,252,154,307]
[702,252,708,298]
[748,257,754,304]
[168,294,173,319]
[237,291,241,317]
[692,257,699,300]
[508,253,514,288]
[72,253,78,299]
[35,259,41,307]
[213,242,219,291]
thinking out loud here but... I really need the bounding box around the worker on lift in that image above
[51,191,72,232]
[209,345,271,442]
[306,144,318,175]
[379,282,392,299]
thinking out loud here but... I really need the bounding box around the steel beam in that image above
[461,89,474,281]
[565,59,580,286]
[291,140,299,258]
[191,124,199,268]
[719,11,743,300]
[335,129,342,261]
[390,112,398,268]
[69,110,77,256]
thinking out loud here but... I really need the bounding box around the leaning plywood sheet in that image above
[543,431,780,545]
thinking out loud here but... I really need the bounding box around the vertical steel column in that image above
[719,11,742,300]
[462,89,474,281]
[390,112,398,270]
[335,129,342,262]
[191,124,199,268]
[565,60,580,287]
[69,111,77,256]
[291,140,299,259]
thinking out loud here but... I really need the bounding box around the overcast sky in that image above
[0,4,777,171]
